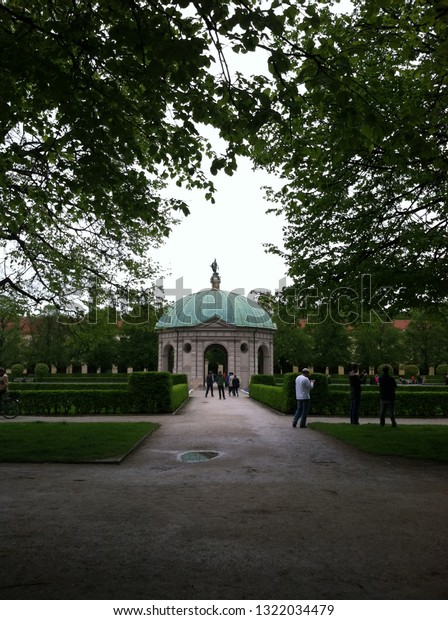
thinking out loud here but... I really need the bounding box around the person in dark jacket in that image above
[348,364,367,424]
[378,366,397,427]
[232,375,240,397]
[205,371,214,397]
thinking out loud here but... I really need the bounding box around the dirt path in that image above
[1,391,447,600]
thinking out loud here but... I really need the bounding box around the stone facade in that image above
[156,266,276,389]
[157,319,274,390]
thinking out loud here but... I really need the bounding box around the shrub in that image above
[248,384,287,413]
[250,374,276,387]
[35,363,50,381]
[436,364,448,376]
[17,389,130,415]
[10,363,25,377]
[171,383,189,411]
[172,373,188,386]
[404,364,420,377]
[128,371,173,413]
[283,373,298,414]
[249,371,330,415]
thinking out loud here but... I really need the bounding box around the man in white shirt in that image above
[292,368,314,428]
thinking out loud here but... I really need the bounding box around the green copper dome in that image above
[155,289,276,330]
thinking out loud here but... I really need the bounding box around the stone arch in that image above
[257,344,271,375]
[161,343,174,373]
[204,343,228,382]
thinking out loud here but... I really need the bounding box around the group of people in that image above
[205,371,240,399]
[348,363,397,426]
[292,364,398,429]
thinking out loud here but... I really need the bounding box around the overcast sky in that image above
[152,151,288,302]
[150,0,354,302]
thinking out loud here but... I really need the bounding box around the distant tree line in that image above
[0,296,162,373]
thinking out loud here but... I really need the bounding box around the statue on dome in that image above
[210,258,219,275]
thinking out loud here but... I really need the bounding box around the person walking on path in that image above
[232,375,240,397]
[217,371,226,400]
[227,372,234,397]
[292,368,314,428]
[378,366,398,427]
[205,371,214,397]
[348,364,367,424]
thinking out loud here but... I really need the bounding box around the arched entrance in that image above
[161,344,174,373]
[257,344,271,375]
[204,344,228,382]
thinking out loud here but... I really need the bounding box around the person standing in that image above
[292,368,314,428]
[232,375,240,397]
[227,372,234,397]
[348,364,367,424]
[205,371,214,397]
[0,367,8,406]
[217,371,226,400]
[378,366,398,427]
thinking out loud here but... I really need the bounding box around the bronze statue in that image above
[210,259,218,274]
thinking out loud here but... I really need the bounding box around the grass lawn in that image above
[0,421,159,463]
[308,422,448,462]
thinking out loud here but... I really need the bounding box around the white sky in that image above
[150,1,354,302]
[153,158,288,300]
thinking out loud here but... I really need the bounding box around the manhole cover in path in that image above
[179,450,220,463]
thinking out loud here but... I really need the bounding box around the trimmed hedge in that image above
[172,383,189,411]
[172,373,189,386]
[249,384,288,413]
[250,374,276,386]
[17,390,130,416]
[249,372,330,415]
[13,372,190,415]
[22,374,129,383]
[12,382,127,391]
[249,375,448,417]
[128,372,173,413]
[328,389,448,417]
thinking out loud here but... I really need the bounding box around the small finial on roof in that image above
[210,258,219,275]
[210,259,221,290]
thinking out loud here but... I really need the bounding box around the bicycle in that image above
[0,393,21,419]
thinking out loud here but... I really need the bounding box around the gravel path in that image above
[1,390,447,600]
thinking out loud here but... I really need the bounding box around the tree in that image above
[67,307,120,372]
[402,310,448,373]
[0,295,26,367]
[116,300,161,371]
[351,319,405,372]
[25,306,74,369]
[273,318,313,373]
[34,362,50,381]
[305,320,351,371]
[0,1,284,307]
[254,0,448,310]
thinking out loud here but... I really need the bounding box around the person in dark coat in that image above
[348,364,367,424]
[205,371,214,397]
[232,375,240,397]
[378,366,398,427]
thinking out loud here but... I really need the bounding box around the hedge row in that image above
[249,375,448,417]
[15,390,130,416]
[328,390,448,417]
[249,373,329,415]
[12,382,127,391]
[13,372,190,415]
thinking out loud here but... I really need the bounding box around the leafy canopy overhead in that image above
[254,0,448,310]
[0,0,283,307]
[1,0,447,313]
